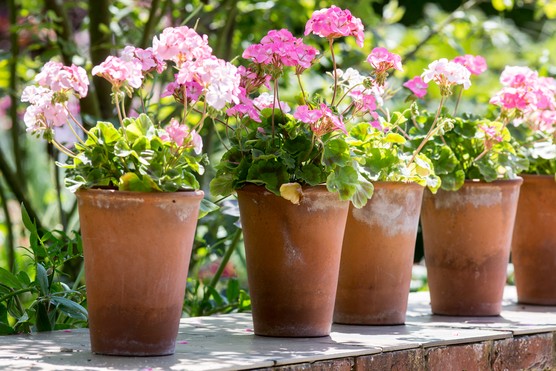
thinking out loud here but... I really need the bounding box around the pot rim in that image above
[462,177,523,185]
[236,183,329,195]
[75,188,205,200]
[518,173,556,182]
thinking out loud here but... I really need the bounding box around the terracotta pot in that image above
[421,178,522,316]
[76,189,203,356]
[334,182,424,325]
[236,185,349,337]
[512,174,556,305]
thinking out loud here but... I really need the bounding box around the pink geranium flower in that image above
[304,5,365,47]
[226,88,261,123]
[35,61,89,98]
[152,26,212,66]
[403,76,428,98]
[242,29,319,72]
[162,118,203,154]
[499,66,538,88]
[367,47,403,73]
[489,87,536,111]
[253,92,291,113]
[421,58,471,95]
[453,55,487,76]
[294,103,346,136]
[92,55,143,89]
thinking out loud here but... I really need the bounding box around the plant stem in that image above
[208,228,241,290]
[0,287,35,303]
[329,38,339,105]
[409,95,446,165]
[296,73,308,106]
[0,180,15,272]
[453,86,463,116]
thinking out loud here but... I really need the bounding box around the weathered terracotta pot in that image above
[76,189,203,356]
[421,178,522,316]
[334,182,424,325]
[512,174,556,305]
[236,185,349,337]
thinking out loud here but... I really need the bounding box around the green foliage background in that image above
[0,0,555,332]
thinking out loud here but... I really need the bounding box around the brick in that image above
[426,343,492,371]
[491,333,554,370]
[355,348,425,371]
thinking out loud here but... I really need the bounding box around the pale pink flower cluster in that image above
[479,123,503,143]
[294,104,346,137]
[22,62,89,134]
[35,61,89,97]
[403,76,428,98]
[226,88,261,122]
[242,29,319,72]
[122,46,165,74]
[304,5,365,47]
[421,58,472,95]
[21,86,67,133]
[367,47,403,75]
[175,57,240,110]
[152,26,212,66]
[453,54,487,76]
[491,66,556,131]
[161,118,203,154]
[92,26,240,111]
[337,68,384,109]
[253,92,291,113]
[92,55,144,89]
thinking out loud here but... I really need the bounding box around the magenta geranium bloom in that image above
[304,5,365,47]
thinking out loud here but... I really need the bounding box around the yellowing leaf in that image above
[385,132,406,144]
[280,182,303,205]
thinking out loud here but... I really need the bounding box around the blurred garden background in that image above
[1,0,555,333]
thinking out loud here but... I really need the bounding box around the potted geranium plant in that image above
[502,66,556,305]
[210,6,379,337]
[21,26,240,355]
[405,56,529,316]
[331,55,441,325]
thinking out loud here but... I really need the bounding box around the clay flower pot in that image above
[421,178,522,316]
[334,182,424,325]
[236,185,349,337]
[76,189,204,356]
[512,174,556,305]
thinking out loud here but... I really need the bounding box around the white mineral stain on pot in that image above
[351,187,419,236]
[434,186,503,209]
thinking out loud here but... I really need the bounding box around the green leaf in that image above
[20,204,37,235]
[439,170,465,191]
[35,301,54,332]
[95,121,121,145]
[323,138,350,167]
[385,132,406,144]
[246,160,290,195]
[50,296,88,321]
[210,174,235,197]
[296,163,325,186]
[36,264,49,296]
[198,198,219,219]
[118,173,161,192]
[0,267,24,290]
[351,178,374,209]
[226,279,240,303]
[326,166,359,200]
